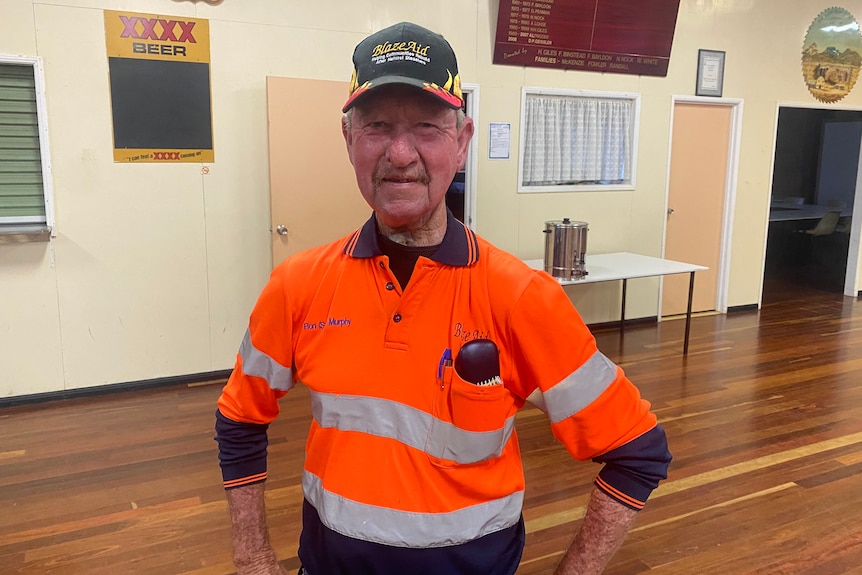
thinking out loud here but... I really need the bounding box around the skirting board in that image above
[588,316,658,332]
[0,369,232,409]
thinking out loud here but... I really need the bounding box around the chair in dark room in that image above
[800,210,841,236]
[795,210,846,290]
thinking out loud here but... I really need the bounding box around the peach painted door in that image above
[267,77,369,268]
[662,103,731,316]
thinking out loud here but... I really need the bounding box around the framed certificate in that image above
[696,49,725,97]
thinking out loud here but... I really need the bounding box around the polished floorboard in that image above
[2,279,861,574]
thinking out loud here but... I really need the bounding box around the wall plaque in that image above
[802,7,862,103]
[493,0,681,76]
[696,49,725,97]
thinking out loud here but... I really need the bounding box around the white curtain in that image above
[522,94,633,187]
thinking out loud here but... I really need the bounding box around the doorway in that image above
[266,77,366,266]
[445,84,479,229]
[763,106,862,299]
[662,96,743,317]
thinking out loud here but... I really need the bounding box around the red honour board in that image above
[493,0,681,76]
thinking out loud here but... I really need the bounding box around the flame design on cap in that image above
[349,81,373,102]
[422,70,463,107]
[452,73,462,101]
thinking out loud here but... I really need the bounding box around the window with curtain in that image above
[519,89,639,192]
[0,57,52,235]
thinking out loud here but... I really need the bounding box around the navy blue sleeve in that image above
[592,424,672,510]
[214,408,270,489]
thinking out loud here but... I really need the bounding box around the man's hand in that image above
[554,488,638,575]
[226,483,288,575]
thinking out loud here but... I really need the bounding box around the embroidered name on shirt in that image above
[303,318,352,330]
[453,322,490,343]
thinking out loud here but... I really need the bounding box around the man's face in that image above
[342,86,474,230]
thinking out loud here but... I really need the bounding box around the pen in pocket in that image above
[437,348,452,383]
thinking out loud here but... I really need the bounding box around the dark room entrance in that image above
[765,106,862,298]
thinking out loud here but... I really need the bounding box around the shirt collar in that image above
[343,211,479,266]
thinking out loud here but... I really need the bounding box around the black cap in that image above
[343,22,464,113]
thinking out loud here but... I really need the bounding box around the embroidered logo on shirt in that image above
[452,322,490,343]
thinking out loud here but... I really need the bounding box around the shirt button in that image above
[385,282,395,291]
[378,262,385,269]
[393,313,402,323]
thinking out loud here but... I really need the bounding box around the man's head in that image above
[342,23,474,236]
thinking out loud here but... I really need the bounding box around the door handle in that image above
[667,208,675,215]
[276,225,288,236]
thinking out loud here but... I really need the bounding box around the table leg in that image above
[620,278,627,334]
[683,271,695,356]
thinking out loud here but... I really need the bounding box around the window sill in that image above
[0,224,53,243]
[518,183,635,193]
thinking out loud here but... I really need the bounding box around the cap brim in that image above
[342,75,462,112]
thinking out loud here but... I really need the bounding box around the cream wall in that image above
[0,0,857,398]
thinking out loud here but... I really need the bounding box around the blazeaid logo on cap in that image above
[372,41,431,61]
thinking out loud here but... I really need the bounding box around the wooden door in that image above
[662,103,732,316]
[266,77,369,268]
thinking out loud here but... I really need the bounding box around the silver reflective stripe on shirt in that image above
[239,329,294,391]
[302,470,523,548]
[542,351,619,424]
[310,391,516,464]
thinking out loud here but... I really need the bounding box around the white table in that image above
[769,204,851,223]
[525,252,708,356]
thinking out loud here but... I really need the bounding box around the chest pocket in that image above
[424,365,516,468]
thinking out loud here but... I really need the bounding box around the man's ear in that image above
[456,116,475,170]
[342,115,356,166]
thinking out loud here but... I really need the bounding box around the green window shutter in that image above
[0,64,46,221]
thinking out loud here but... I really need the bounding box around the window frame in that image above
[0,54,55,236]
[518,87,641,194]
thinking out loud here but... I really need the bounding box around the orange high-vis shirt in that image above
[216,213,670,559]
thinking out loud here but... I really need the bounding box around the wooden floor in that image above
[2,279,862,574]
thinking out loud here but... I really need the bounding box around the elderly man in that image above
[215,21,671,575]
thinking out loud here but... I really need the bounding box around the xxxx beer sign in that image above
[105,10,210,62]
[105,10,214,163]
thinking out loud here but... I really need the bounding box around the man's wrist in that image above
[234,547,285,575]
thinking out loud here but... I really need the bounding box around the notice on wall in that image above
[493,0,681,76]
[489,123,511,159]
[105,10,214,163]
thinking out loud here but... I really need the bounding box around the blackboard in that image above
[108,57,212,150]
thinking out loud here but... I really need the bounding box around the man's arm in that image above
[226,483,287,575]
[552,426,670,573]
[554,488,637,575]
[215,410,282,574]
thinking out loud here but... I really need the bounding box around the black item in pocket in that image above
[454,339,500,386]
